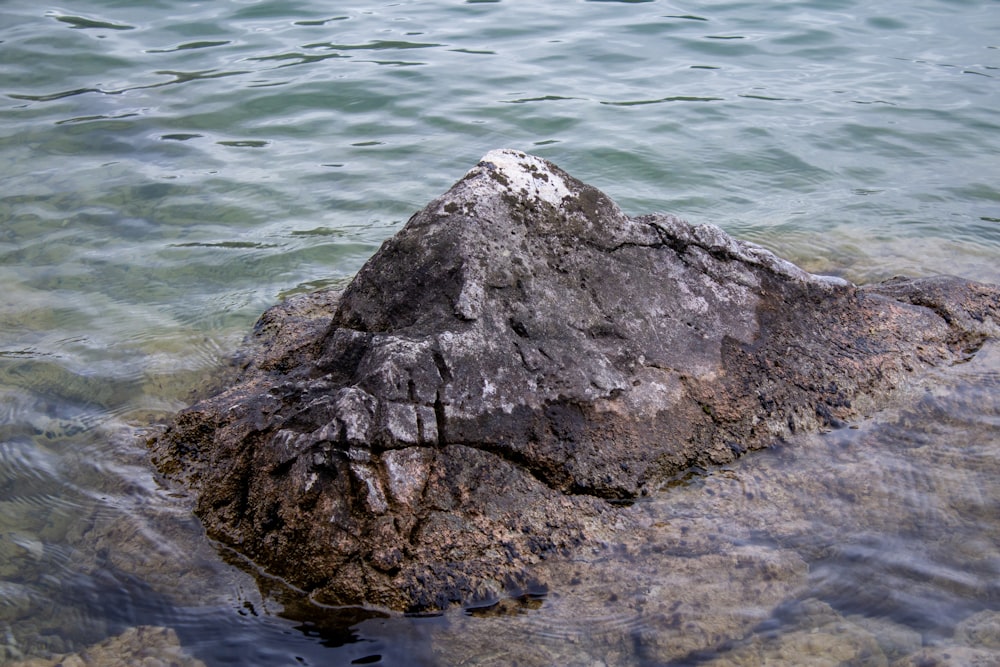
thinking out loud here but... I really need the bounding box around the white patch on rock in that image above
[454,279,484,320]
[812,273,853,287]
[435,148,575,217]
[478,149,574,206]
[382,447,433,507]
[304,471,318,492]
[334,387,376,444]
[383,401,420,444]
[350,462,389,514]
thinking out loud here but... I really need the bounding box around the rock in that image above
[891,646,1000,667]
[428,542,811,666]
[955,610,1000,649]
[699,599,889,667]
[149,149,1000,611]
[7,626,206,667]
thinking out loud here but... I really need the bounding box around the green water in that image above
[1,0,998,664]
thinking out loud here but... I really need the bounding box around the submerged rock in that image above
[698,598,890,667]
[7,626,206,667]
[149,149,1000,611]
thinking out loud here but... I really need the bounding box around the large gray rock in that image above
[150,149,1000,611]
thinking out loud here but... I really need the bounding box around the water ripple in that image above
[601,95,724,106]
[146,40,232,54]
[8,69,252,103]
[49,13,135,32]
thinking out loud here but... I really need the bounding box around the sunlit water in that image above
[1,0,998,664]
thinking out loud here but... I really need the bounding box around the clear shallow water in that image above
[1,0,998,664]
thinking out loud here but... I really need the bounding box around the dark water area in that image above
[1,0,999,664]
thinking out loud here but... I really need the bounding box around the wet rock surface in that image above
[149,149,1000,612]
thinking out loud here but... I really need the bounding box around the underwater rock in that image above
[891,646,1000,667]
[884,610,1000,666]
[699,598,889,667]
[429,541,811,666]
[149,149,1000,611]
[7,626,206,667]
[955,609,1000,649]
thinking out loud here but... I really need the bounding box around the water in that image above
[1,0,998,664]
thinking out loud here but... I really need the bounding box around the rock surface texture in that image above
[150,149,1000,612]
